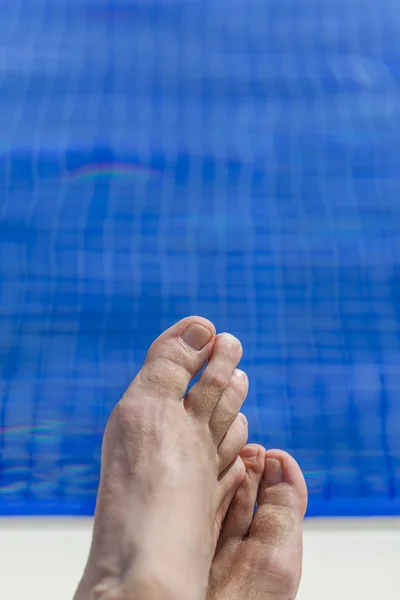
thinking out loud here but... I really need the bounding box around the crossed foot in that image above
[75,317,307,600]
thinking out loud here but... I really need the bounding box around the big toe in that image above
[130,316,216,401]
[249,449,308,598]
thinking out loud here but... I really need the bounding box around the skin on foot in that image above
[74,316,249,600]
[208,446,308,600]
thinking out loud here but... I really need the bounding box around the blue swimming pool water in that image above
[1,0,400,516]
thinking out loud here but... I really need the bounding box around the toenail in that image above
[181,323,213,351]
[264,458,283,485]
[241,445,259,459]
[238,412,248,425]
[234,369,247,379]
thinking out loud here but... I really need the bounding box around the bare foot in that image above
[208,446,308,600]
[74,317,249,600]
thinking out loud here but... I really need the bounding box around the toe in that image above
[248,450,308,597]
[185,333,243,424]
[210,368,248,445]
[133,316,216,401]
[252,450,308,535]
[217,445,266,548]
[213,456,246,546]
[218,412,248,472]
